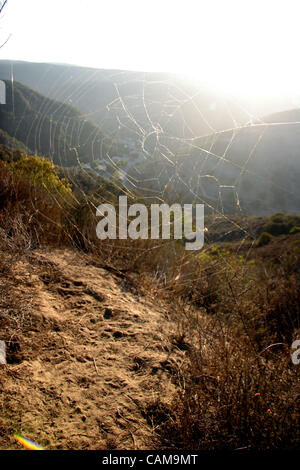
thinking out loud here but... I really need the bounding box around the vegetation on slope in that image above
[0,128,32,155]
[0,150,299,450]
[0,80,127,167]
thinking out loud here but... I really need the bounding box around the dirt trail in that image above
[0,248,184,450]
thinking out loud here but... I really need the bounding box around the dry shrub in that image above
[147,308,299,450]
[146,237,300,450]
[1,154,299,450]
[0,227,34,365]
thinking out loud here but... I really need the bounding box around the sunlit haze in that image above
[1,0,300,100]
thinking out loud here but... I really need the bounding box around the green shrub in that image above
[289,226,300,235]
[0,155,73,245]
[263,221,289,236]
[271,213,285,223]
[287,216,300,229]
[267,214,300,234]
[9,155,72,198]
[256,232,273,247]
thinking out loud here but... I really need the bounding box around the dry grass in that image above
[0,158,299,450]
[144,237,300,450]
[145,306,299,450]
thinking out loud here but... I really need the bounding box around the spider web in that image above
[3,59,300,291]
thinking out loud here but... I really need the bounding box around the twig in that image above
[93,358,99,375]
[128,430,137,450]
[258,342,284,356]
[0,0,8,15]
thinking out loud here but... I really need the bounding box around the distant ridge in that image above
[0,79,124,166]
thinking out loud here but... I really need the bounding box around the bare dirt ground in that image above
[0,248,185,450]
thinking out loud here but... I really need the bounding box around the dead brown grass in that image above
[145,237,300,450]
[0,158,299,450]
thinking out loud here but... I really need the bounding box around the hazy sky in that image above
[1,0,300,99]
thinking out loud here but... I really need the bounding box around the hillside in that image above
[0,60,254,139]
[0,247,185,450]
[1,0,299,451]
[0,80,127,167]
[0,150,299,450]
[129,121,300,215]
[262,108,300,124]
[0,128,32,155]
[1,61,300,216]
[0,227,299,450]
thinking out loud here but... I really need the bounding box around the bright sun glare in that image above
[1,0,300,99]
